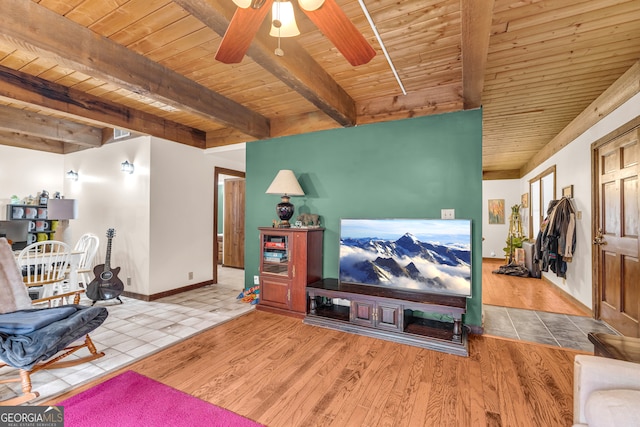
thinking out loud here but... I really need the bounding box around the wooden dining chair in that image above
[73,233,100,288]
[16,241,80,306]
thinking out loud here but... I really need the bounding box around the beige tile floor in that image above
[0,266,252,405]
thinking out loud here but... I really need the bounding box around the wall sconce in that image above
[66,170,79,181]
[121,160,134,174]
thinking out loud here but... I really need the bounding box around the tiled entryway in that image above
[0,267,253,405]
[483,304,618,352]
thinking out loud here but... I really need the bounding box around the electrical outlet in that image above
[188,272,193,280]
[254,275,260,285]
[126,277,131,286]
[441,209,455,219]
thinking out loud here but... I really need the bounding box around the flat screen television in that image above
[339,218,472,297]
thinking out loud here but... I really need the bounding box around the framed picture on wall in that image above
[521,193,529,208]
[488,199,505,224]
[562,185,574,198]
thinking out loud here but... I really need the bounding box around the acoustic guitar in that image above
[87,228,124,305]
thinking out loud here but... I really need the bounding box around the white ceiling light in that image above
[231,0,253,8]
[269,1,300,38]
[298,0,324,11]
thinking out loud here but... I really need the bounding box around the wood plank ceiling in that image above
[0,0,638,178]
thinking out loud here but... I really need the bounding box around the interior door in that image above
[223,178,245,269]
[595,128,639,337]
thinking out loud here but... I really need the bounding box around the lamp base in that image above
[276,196,294,228]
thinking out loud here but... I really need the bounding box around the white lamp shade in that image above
[265,170,305,196]
[232,0,253,8]
[269,1,300,37]
[47,199,78,220]
[298,0,325,11]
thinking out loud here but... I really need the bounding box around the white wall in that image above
[484,91,640,309]
[481,179,521,259]
[149,138,221,294]
[64,137,152,295]
[523,91,640,309]
[0,135,246,297]
[204,143,246,172]
[62,137,247,296]
[0,146,64,216]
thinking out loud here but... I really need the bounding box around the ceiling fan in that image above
[215,0,376,66]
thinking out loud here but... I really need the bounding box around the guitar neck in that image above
[104,238,112,272]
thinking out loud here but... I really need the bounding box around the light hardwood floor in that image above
[482,258,590,316]
[49,310,583,426]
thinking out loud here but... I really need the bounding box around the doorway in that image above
[213,167,246,284]
[592,125,640,337]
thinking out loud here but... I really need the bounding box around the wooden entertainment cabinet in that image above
[256,227,323,319]
[304,278,468,356]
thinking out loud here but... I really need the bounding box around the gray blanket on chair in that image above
[0,305,108,370]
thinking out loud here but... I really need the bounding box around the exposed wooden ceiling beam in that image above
[271,111,341,138]
[0,65,206,149]
[357,84,464,124]
[0,0,270,140]
[0,104,102,147]
[0,130,65,154]
[174,0,358,127]
[482,169,520,180]
[461,0,494,110]
[206,129,253,148]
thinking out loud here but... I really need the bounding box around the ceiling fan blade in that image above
[215,0,274,64]
[300,0,376,66]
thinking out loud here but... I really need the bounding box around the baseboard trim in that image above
[541,275,592,316]
[467,324,484,335]
[121,280,214,302]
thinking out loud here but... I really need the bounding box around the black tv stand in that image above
[304,278,468,356]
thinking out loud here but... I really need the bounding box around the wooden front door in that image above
[594,128,640,337]
[223,178,245,269]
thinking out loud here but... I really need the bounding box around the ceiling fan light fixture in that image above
[298,0,324,11]
[269,1,300,37]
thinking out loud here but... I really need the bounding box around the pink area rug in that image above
[59,370,263,427]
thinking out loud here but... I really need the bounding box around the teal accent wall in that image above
[246,109,483,326]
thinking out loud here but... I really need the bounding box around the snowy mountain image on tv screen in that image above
[339,219,472,297]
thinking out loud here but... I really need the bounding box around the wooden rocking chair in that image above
[0,238,108,405]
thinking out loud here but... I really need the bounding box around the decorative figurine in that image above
[296,213,320,227]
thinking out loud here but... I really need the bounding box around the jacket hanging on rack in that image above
[534,197,576,278]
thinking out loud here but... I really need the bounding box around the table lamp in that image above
[265,170,305,227]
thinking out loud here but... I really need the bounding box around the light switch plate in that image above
[441,209,455,219]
